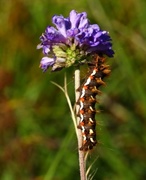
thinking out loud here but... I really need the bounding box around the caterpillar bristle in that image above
[102,69,111,75]
[95,78,106,86]
[96,109,101,113]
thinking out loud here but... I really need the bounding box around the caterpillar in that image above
[77,54,111,151]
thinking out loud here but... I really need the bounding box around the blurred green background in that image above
[0,0,146,179]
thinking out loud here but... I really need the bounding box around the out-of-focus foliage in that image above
[0,0,146,179]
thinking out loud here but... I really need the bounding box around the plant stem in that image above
[74,68,87,180]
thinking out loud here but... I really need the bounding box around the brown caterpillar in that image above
[77,55,111,151]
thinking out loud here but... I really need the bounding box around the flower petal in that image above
[52,15,70,37]
[40,57,55,71]
[69,10,88,29]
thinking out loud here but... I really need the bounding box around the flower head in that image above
[37,10,114,72]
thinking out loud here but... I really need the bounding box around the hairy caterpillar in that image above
[77,55,111,151]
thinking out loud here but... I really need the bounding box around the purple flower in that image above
[37,10,114,71]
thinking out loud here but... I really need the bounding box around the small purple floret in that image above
[40,57,55,71]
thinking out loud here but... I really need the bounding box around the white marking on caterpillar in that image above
[79,101,84,110]
[81,88,86,97]
[90,137,95,143]
[89,129,94,135]
[84,77,91,86]
[89,118,94,123]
